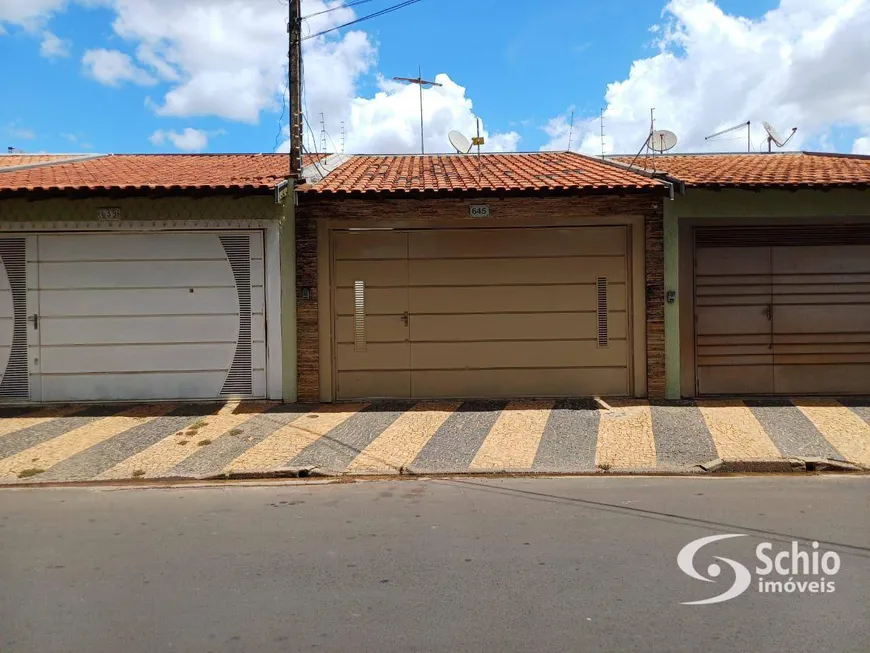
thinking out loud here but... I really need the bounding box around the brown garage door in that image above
[695,226,870,395]
[333,227,631,400]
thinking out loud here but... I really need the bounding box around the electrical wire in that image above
[302,0,377,19]
[302,0,425,40]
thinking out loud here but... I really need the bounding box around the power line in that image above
[303,0,425,40]
[302,0,377,19]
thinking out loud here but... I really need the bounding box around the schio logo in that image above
[677,534,752,605]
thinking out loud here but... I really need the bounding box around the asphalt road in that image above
[1,476,868,653]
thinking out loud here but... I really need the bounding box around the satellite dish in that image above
[763,121,797,151]
[762,121,785,147]
[647,129,678,153]
[448,130,472,154]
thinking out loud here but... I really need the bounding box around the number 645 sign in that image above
[469,204,490,218]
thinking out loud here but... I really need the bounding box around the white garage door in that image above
[0,232,266,402]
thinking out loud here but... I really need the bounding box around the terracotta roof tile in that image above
[304,152,664,195]
[609,152,870,188]
[0,154,91,169]
[0,153,326,194]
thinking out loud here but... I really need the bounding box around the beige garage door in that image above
[333,227,631,400]
[695,226,870,395]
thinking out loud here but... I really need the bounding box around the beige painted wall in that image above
[665,188,870,398]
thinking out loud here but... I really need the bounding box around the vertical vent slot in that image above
[0,238,29,400]
[596,276,608,348]
[219,235,253,396]
[353,281,366,352]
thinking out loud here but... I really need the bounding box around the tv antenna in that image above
[567,110,575,151]
[763,121,797,152]
[600,108,605,156]
[705,121,751,152]
[319,112,327,154]
[340,121,345,154]
[393,66,442,154]
[448,130,472,154]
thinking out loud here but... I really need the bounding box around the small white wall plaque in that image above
[97,207,121,221]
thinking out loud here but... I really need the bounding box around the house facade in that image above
[2,149,868,405]
[614,152,870,399]
[294,152,670,403]
[0,153,292,404]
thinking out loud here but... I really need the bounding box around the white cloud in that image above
[40,30,70,58]
[542,0,870,154]
[340,74,519,154]
[10,0,515,153]
[0,0,67,32]
[853,136,870,155]
[4,122,37,140]
[82,48,156,86]
[149,127,218,151]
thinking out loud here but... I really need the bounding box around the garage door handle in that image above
[401,312,409,326]
[27,313,39,330]
[764,305,772,321]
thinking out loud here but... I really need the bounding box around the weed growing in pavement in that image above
[197,439,212,446]
[132,469,145,478]
[18,468,45,478]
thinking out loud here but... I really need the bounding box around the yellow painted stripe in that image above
[0,403,176,479]
[96,401,271,479]
[0,405,84,438]
[348,401,460,473]
[697,399,781,460]
[224,404,367,472]
[793,399,870,466]
[469,400,553,470]
[595,400,656,469]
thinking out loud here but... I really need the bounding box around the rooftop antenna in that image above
[567,110,575,151]
[600,108,605,156]
[340,121,345,154]
[7,147,24,154]
[393,66,443,154]
[319,112,327,154]
[448,130,472,154]
[763,121,797,152]
[627,108,657,170]
[474,118,485,185]
[705,121,751,152]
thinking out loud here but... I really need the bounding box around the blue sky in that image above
[2,0,869,155]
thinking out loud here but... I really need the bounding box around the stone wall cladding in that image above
[296,193,666,402]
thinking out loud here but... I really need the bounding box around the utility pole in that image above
[393,66,442,154]
[288,0,303,178]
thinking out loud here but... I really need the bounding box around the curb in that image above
[2,457,865,489]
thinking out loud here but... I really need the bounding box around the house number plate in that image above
[469,204,490,218]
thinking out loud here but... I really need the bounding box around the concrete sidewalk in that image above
[0,398,868,484]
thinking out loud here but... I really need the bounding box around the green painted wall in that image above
[664,188,870,398]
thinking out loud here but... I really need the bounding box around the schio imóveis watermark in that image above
[678,534,841,605]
